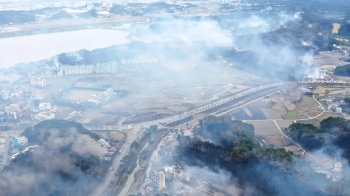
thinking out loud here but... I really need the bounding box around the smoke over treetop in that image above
[0,120,106,196]
[56,13,310,81]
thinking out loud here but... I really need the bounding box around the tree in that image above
[334,64,350,77]
[146,125,158,136]
[344,97,350,105]
[325,89,330,96]
[130,141,139,151]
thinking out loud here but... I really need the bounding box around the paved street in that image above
[90,128,141,196]
[0,138,10,172]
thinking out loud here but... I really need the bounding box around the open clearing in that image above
[246,121,280,136]
[332,23,341,34]
[247,120,293,148]
[297,112,343,127]
[313,87,342,94]
[109,131,125,141]
[45,75,82,88]
[295,95,321,117]
[260,108,286,119]
[314,52,348,69]
[64,89,99,102]
[329,88,350,95]
[283,102,296,111]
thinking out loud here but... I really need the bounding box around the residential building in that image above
[121,56,158,64]
[150,170,159,185]
[94,62,118,74]
[10,90,23,99]
[30,77,47,87]
[58,61,118,76]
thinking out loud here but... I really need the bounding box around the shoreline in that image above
[0,28,130,69]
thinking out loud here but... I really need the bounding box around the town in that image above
[1,0,350,196]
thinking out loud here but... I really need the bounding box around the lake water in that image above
[0,29,129,69]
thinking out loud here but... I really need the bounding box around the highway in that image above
[86,81,296,131]
[86,80,350,132]
[89,82,297,195]
[0,80,344,194]
[88,80,348,195]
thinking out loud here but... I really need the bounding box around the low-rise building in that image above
[334,162,343,172]
[39,101,52,111]
[34,112,55,121]
[4,103,21,119]
[10,90,23,99]
[1,90,10,100]
[13,137,28,147]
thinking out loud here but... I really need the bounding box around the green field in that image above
[283,110,302,120]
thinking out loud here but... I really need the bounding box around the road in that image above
[0,80,341,193]
[89,83,296,195]
[0,138,10,171]
[90,128,141,196]
[102,87,327,195]
[241,95,332,171]
[86,82,296,131]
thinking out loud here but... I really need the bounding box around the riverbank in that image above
[0,29,130,69]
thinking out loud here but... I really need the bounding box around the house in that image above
[1,90,9,100]
[39,101,51,111]
[34,112,55,121]
[13,137,28,147]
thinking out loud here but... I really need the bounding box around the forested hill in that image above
[334,64,350,77]
[287,117,350,162]
[175,116,324,196]
[285,117,350,195]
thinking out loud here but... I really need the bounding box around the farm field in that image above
[246,121,280,136]
[246,120,293,148]
[283,110,302,120]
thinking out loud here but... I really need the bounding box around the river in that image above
[0,29,129,69]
